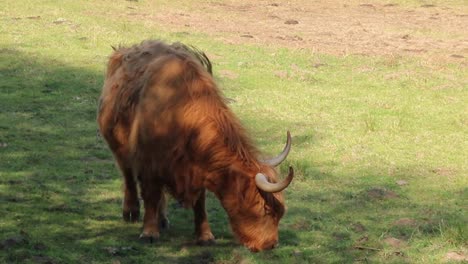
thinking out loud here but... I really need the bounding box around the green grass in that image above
[1,0,467,263]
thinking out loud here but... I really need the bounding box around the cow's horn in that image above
[262,131,292,167]
[255,167,294,193]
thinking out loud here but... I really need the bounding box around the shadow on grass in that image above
[0,48,465,264]
[0,47,297,263]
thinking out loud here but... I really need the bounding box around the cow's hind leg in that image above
[120,165,140,222]
[158,192,169,230]
[193,189,215,245]
[139,180,163,242]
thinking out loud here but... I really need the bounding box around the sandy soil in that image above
[130,0,468,62]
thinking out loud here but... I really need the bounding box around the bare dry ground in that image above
[126,0,468,63]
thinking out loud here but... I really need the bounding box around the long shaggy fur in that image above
[98,40,288,251]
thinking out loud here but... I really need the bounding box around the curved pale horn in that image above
[262,131,292,167]
[255,167,294,193]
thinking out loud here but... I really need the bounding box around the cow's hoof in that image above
[196,232,215,246]
[123,209,140,223]
[159,217,170,230]
[139,231,159,243]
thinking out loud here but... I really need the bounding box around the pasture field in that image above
[1,0,467,263]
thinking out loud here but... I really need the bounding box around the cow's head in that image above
[223,132,294,252]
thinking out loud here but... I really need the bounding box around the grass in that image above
[1,0,467,263]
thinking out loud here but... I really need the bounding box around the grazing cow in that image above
[97,40,294,252]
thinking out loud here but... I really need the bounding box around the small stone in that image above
[312,63,327,68]
[104,247,119,255]
[396,180,408,186]
[356,235,369,244]
[285,20,299,25]
[53,18,67,24]
[240,34,254,38]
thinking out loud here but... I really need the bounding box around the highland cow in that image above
[97,40,293,251]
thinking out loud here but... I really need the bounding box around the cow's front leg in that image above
[193,189,215,245]
[139,183,162,242]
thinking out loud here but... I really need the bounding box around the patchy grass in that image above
[1,0,467,263]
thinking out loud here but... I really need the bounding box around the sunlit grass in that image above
[1,0,466,263]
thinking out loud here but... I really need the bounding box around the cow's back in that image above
[98,40,212,154]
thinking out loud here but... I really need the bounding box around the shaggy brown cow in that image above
[97,40,294,252]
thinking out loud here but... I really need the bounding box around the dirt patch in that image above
[218,69,239,79]
[445,251,468,262]
[392,218,418,227]
[130,0,468,62]
[30,255,56,264]
[432,167,456,177]
[383,237,406,248]
[367,187,399,199]
[193,250,215,264]
[289,218,311,231]
[0,236,27,250]
[332,232,350,241]
[351,222,367,233]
